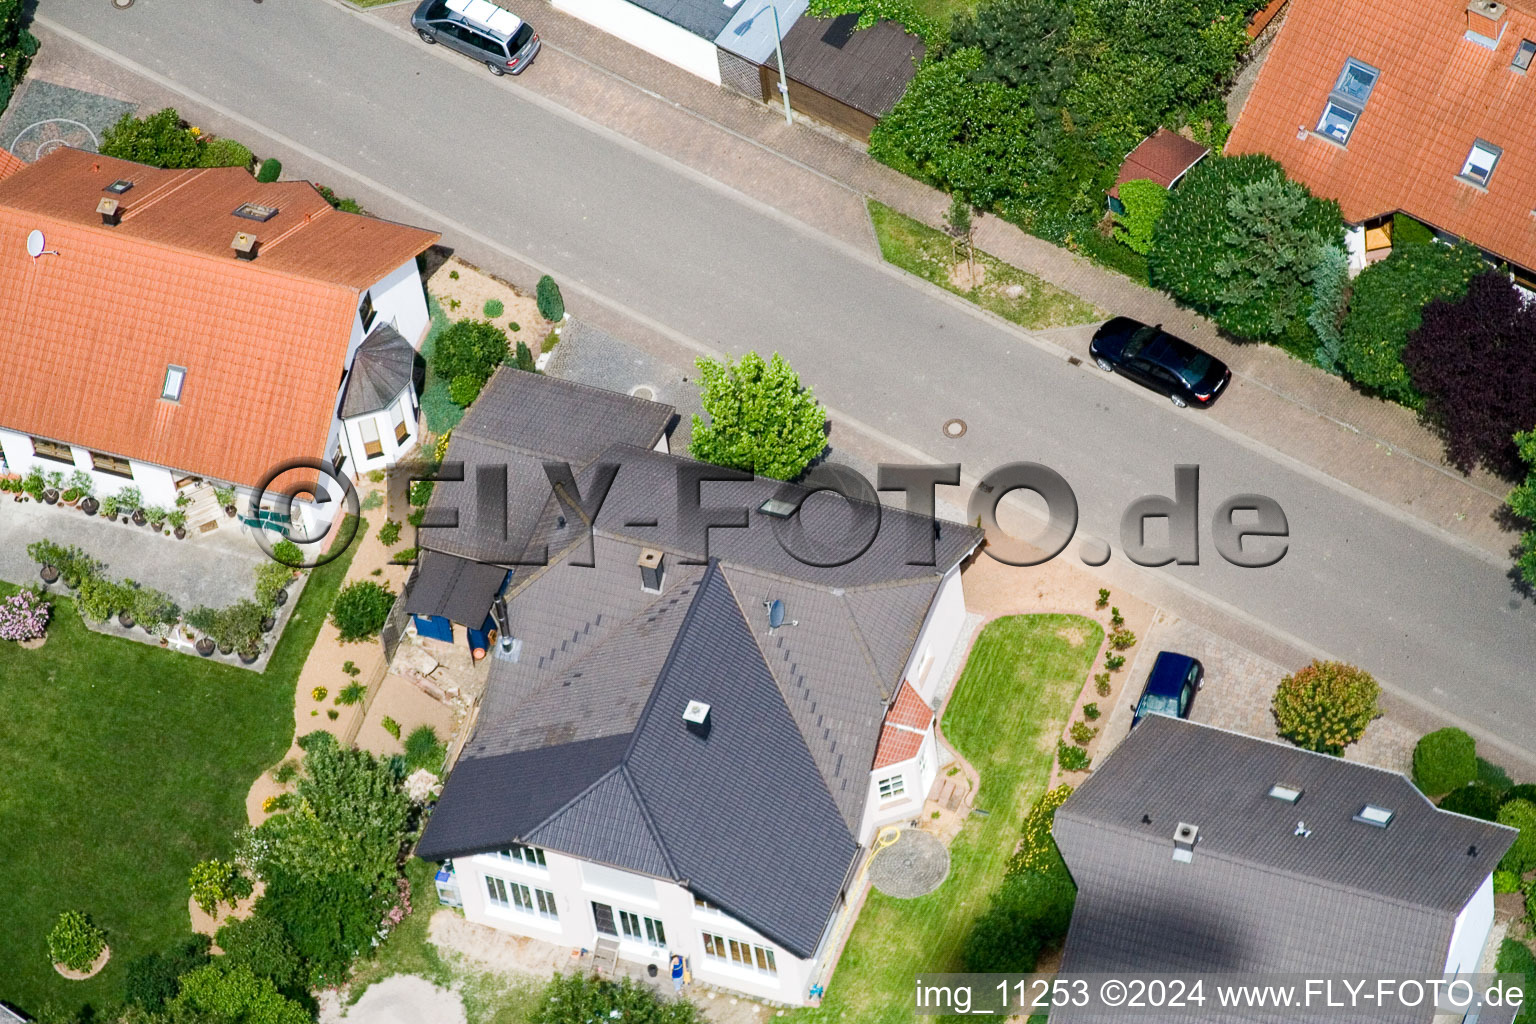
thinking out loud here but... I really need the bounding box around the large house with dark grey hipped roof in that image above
[1052,716,1516,1024]
[0,146,438,535]
[415,426,983,1003]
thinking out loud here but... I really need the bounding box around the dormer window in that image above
[1514,38,1536,71]
[358,291,376,331]
[162,364,186,402]
[103,179,134,195]
[1460,140,1502,187]
[1315,58,1379,145]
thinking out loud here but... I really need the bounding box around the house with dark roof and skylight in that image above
[1052,716,1516,1024]
[0,146,438,534]
[413,370,984,1002]
[1228,0,1536,285]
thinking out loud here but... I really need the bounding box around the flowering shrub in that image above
[1010,785,1073,875]
[404,768,442,805]
[0,589,51,641]
[381,875,413,932]
[310,686,328,702]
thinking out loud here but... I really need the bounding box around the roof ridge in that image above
[834,588,898,703]
[538,572,700,683]
[621,560,721,765]
[524,763,629,842]
[617,764,681,880]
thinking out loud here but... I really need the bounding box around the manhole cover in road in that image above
[869,829,951,898]
[942,418,967,438]
[111,0,134,9]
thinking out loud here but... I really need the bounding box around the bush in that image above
[961,865,1076,972]
[123,934,212,1011]
[1335,240,1488,405]
[1104,654,1125,671]
[382,716,401,740]
[198,136,254,168]
[1082,702,1100,720]
[47,910,105,971]
[330,581,395,642]
[1308,243,1350,372]
[0,587,51,641]
[100,107,201,168]
[1107,628,1136,650]
[378,519,402,547]
[1010,785,1073,875]
[536,274,565,321]
[511,339,537,372]
[1392,212,1435,248]
[1271,660,1380,755]
[1069,720,1096,746]
[689,352,827,481]
[1494,869,1523,894]
[1510,429,1536,590]
[1503,784,1536,807]
[169,962,310,1024]
[431,318,508,397]
[1497,799,1536,875]
[256,158,282,183]
[404,725,447,773]
[1404,272,1536,478]
[1412,727,1477,795]
[1113,179,1167,255]
[530,972,701,1024]
[271,538,305,568]
[189,858,252,916]
[483,298,505,318]
[1057,740,1091,772]
[1148,154,1343,342]
[1495,938,1536,1021]
[76,575,128,623]
[1440,782,1503,821]
[316,184,362,213]
[255,561,294,610]
[336,681,367,706]
[216,913,302,992]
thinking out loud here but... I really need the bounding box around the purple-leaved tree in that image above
[1404,271,1536,479]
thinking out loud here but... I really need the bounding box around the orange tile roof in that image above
[1109,128,1210,199]
[0,147,24,182]
[1246,0,1287,38]
[0,148,440,488]
[872,680,933,770]
[1228,0,1536,271]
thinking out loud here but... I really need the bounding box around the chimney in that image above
[1467,0,1507,46]
[1172,822,1199,863]
[638,548,665,592]
[231,231,259,260]
[96,197,121,226]
[683,700,712,740]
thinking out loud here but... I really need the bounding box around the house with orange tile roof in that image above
[0,146,24,182]
[863,678,942,842]
[1227,0,1536,284]
[0,147,439,531]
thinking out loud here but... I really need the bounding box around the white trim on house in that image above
[453,848,817,1003]
[551,0,723,83]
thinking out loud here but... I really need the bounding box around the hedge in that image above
[1412,727,1476,795]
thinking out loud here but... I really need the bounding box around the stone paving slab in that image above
[0,78,135,160]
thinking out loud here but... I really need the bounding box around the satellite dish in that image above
[767,599,785,629]
[26,230,44,258]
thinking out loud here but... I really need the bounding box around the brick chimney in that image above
[1467,0,1507,46]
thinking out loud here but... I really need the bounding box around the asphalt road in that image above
[40,0,1536,751]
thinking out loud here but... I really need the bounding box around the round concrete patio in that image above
[868,828,951,898]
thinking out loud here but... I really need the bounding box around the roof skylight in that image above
[1353,804,1395,827]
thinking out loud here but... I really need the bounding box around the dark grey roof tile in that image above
[340,323,415,419]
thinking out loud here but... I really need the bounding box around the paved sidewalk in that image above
[359,0,1515,556]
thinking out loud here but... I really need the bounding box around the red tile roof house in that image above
[1227,0,1536,284]
[0,147,438,537]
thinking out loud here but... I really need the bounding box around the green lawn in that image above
[792,613,1102,1024]
[869,201,1104,330]
[0,520,362,1016]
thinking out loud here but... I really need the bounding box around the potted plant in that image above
[117,486,142,525]
[187,606,218,656]
[215,485,237,518]
[143,506,167,532]
[58,547,98,591]
[131,506,147,526]
[22,468,46,502]
[238,640,261,665]
[42,469,63,504]
[27,540,66,584]
[168,509,188,540]
[99,494,119,521]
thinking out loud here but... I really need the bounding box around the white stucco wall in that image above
[0,429,178,507]
[903,564,968,705]
[859,726,939,843]
[1344,223,1368,274]
[1443,873,1495,977]
[336,387,420,480]
[551,0,723,84]
[368,258,432,348]
[454,847,817,1003]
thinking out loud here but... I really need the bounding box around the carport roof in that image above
[778,14,924,118]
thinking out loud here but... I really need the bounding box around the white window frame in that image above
[1315,58,1378,145]
[1514,38,1536,71]
[618,909,667,947]
[701,931,778,976]
[485,874,558,919]
[1460,140,1502,187]
[162,364,187,402]
[358,417,383,459]
[392,397,410,444]
[494,844,548,869]
[877,774,906,800]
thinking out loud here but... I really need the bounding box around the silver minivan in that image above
[412,0,540,75]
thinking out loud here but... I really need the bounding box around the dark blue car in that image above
[1089,317,1231,408]
[1131,651,1204,728]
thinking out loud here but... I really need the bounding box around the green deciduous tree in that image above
[869,48,1036,211]
[216,914,302,994]
[951,0,1075,115]
[1149,155,1342,342]
[0,0,39,115]
[530,973,702,1024]
[1112,179,1166,255]
[688,352,827,481]
[430,319,508,397]
[1507,428,1536,590]
[1335,240,1488,405]
[168,962,310,1024]
[1271,660,1380,756]
[100,108,202,169]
